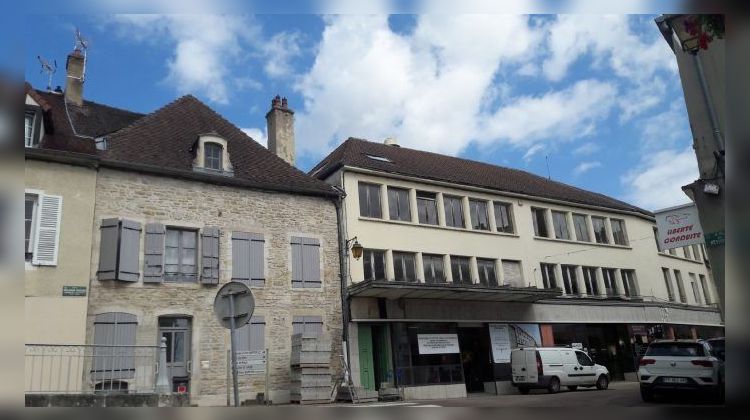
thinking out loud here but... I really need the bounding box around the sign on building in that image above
[654,203,705,251]
[417,334,460,355]
[236,350,266,375]
[489,324,512,363]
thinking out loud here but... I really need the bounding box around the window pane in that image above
[611,219,627,245]
[417,192,438,225]
[573,214,589,242]
[477,259,496,286]
[359,183,382,218]
[469,200,489,230]
[552,211,570,240]
[363,250,373,280]
[561,265,578,295]
[373,251,385,280]
[532,208,548,237]
[494,202,513,233]
[393,252,416,282]
[444,196,464,228]
[540,263,556,289]
[592,217,608,244]
[388,187,410,221]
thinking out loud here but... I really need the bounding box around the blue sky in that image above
[23,13,698,211]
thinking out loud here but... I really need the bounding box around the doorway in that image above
[457,326,492,393]
[158,316,192,393]
[358,324,393,391]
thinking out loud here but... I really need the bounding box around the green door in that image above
[358,324,375,390]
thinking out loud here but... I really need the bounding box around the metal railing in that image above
[25,344,160,394]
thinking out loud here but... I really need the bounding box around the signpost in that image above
[654,203,705,251]
[236,350,266,375]
[214,281,255,407]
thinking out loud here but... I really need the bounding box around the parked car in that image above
[638,339,723,402]
[511,347,610,394]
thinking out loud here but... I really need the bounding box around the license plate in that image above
[515,376,526,382]
[662,377,688,384]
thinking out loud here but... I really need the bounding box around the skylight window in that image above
[366,154,392,163]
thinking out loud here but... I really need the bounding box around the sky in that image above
[22,13,699,211]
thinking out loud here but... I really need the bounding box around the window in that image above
[674,270,687,303]
[582,266,599,296]
[292,316,323,334]
[540,263,557,289]
[417,192,438,225]
[393,252,417,282]
[662,268,676,302]
[237,316,265,352]
[592,217,608,244]
[552,211,570,240]
[668,247,676,256]
[691,244,701,261]
[358,182,382,218]
[502,260,524,287]
[25,194,38,261]
[291,237,321,288]
[165,228,198,282]
[602,268,617,297]
[422,254,445,284]
[493,202,514,234]
[443,196,465,228]
[653,227,661,252]
[25,111,37,147]
[621,269,637,297]
[572,214,590,242]
[576,351,594,366]
[476,258,497,287]
[92,312,137,381]
[204,142,223,170]
[683,246,692,260]
[532,208,549,237]
[450,256,472,284]
[700,274,712,304]
[689,273,702,304]
[610,219,628,245]
[363,249,386,281]
[468,199,489,230]
[388,187,411,222]
[561,265,579,295]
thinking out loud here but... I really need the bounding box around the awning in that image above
[347,279,561,303]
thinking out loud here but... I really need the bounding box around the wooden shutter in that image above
[249,234,265,286]
[201,227,220,284]
[97,219,121,281]
[302,238,321,288]
[291,237,303,288]
[232,232,251,284]
[92,312,137,380]
[118,220,142,282]
[143,223,165,283]
[32,194,62,266]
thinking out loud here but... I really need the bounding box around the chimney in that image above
[65,49,85,106]
[266,95,295,165]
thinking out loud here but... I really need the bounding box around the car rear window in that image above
[645,343,706,357]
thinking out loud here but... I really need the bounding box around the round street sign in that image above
[213,281,255,329]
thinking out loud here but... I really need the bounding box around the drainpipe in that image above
[692,52,724,153]
[332,179,352,384]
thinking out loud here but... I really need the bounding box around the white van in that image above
[510,347,610,394]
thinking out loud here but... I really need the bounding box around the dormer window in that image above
[25,111,38,148]
[204,142,223,170]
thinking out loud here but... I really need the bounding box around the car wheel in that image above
[596,375,609,390]
[567,386,578,391]
[518,387,530,395]
[640,386,655,403]
[547,377,560,394]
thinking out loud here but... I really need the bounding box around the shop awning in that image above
[347,280,561,302]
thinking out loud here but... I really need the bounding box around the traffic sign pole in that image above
[229,293,240,407]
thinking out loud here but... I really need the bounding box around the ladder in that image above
[330,354,359,404]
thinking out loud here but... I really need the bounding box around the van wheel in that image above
[547,377,560,394]
[518,387,530,395]
[596,375,609,390]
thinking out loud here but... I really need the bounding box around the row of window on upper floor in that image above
[661,267,713,306]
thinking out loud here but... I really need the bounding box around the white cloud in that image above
[262,31,303,78]
[573,142,600,156]
[621,147,698,210]
[637,100,691,151]
[241,127,268,148]
[523,144,545,162]
[573,161,602,176]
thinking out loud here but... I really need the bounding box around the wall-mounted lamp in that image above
[346,236,364,260]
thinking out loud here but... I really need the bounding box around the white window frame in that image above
[25,192,40,263]
[25,111,37,148]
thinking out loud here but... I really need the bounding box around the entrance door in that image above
[358,324,376,390]
[159,317,192,392]
[457,327,492,393]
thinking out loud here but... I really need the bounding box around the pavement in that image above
[334,381,724,407]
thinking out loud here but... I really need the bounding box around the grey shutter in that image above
[292,315,323,334]
[291,237,303,288]
[249,234,265,286]
[201,227,220,284]
[232,232,251,284]
[118,220,142,282]
[143,223,165,283]
[237,317,265,353]
[92,312,137,380]
[32,194,62,266]
[302,238,321,288]
[97,219,121,281]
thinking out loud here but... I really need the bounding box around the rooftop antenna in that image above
[37,55,57,91]
[73,27,89,83]
[545,154,551,180]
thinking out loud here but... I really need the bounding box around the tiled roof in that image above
[310,137,652,217]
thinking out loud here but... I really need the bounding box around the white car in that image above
[511,347,610,394]
[638,339,723,402]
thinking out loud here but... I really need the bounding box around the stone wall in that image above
[87,168,342,406]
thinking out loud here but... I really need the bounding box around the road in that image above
[340,382,723,407]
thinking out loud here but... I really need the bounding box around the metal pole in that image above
[229,293,240,407]
[264,347,269,405]
[226,349,231,406]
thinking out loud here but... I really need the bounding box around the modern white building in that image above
[312,137,723,400]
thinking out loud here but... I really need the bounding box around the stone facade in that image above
[87,168,342,406]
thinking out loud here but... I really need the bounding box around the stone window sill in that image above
[358,217,520,238]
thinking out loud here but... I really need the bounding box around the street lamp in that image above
[346,236,363,260]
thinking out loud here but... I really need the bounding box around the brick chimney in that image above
[64,49,85,106]
[266,95,295,166]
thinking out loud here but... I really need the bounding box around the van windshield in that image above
[645,343,706,357]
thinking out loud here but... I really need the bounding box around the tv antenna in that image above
[545,155,551,180]
[37,55,57,91]
[72,27,89,83]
